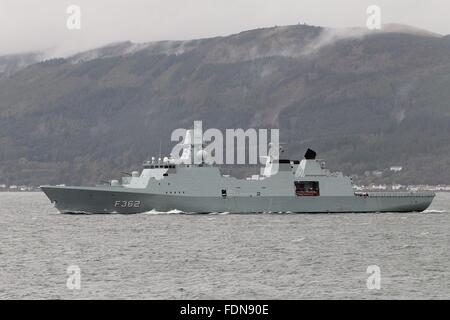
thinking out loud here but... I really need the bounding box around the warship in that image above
[41,130,435,214]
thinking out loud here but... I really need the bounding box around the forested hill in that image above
[1,24,450,186]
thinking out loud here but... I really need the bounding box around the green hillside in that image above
[1,25,450,186]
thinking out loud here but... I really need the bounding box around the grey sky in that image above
[0,0,449,56]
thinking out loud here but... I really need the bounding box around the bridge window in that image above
[295,181,319,196]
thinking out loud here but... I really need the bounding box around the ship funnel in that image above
[304,148,317,160]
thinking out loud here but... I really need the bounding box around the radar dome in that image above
[195,150,208,163]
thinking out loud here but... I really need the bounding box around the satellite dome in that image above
[195,150,208,163]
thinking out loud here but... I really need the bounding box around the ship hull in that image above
[41,186,434,214]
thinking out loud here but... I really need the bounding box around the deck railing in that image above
[355,191,434,197]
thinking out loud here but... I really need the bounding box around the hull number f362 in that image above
[114,200,141,208]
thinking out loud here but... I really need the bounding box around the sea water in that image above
[0,192,449,299]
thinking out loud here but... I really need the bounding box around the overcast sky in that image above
[0,0,449,56]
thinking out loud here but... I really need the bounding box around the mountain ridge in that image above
[1,23,450,186]
[1,23,445,72]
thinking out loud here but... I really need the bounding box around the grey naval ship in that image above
[41,130,435,214]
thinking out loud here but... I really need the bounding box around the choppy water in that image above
[0,191,449,299]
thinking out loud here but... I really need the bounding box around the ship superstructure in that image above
[41,130,434,213]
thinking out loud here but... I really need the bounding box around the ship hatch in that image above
[295,181,320,196]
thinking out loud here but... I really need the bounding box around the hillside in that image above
[0,52,44,78]
[1,24,450,186]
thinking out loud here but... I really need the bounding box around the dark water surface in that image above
[0,192,449,299]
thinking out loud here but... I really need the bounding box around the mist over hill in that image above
[1,24,450,186]
[0,52,45,78]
